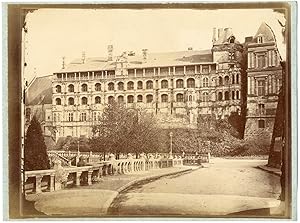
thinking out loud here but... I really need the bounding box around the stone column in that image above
[183,66,186,75]
[134,69,137,77]
[35,176,43,193]
[247,76,251,95]
[75,171,82,186]
[173,67,175,75]
[265,77,268,95]
[251,77,255,95]
[195,65,197,74]
[49,174,55,192]
[158,67,160,76]
[87,170,93,185]
[168,67,171,75]
[143,68,145,77]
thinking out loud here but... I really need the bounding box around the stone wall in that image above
[244,117,275,147]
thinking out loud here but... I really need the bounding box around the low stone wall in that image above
[24,153,183,195]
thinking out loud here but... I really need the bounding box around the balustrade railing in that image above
[24,153,183,195]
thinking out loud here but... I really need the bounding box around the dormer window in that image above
[229,36,235,43]
[257,36,263,43]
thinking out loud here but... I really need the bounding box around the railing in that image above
[24,153,183,195]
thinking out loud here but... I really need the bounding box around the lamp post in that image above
[169,132,173,158]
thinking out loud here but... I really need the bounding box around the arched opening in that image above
[224,76,229,85]
[81,97,88,105]
[127,81,134,90]
[236,90,240,99]
[202,92,209,102]
[81,84,88,92]
[127,95,134,103]
[187,78,195,88]
[55,98,61,105]
[188,95,193,101]
[161,94,168,102]
[108,82,115,91]
[146,80,153,89]
[137,81,143,89]
[218,92,223,101]
[117,95,124,103]
[176,93,184,102]
[224,91,230,100]
[108,96,115,104]
[95,83,101,91]
[118,82,124,91]
[202,78,209,87]
[137,95,143,102]
[68,97,74,105]
[219,77,223,86]
[161,80,168,89]
[68,84,74,92]
[176,79,184,88]
[146,94,153,103]
[95,96,101,104]
[56,85,61,93]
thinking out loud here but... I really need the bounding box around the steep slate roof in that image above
[59,49,213,73]
[25,75,53,105]
[253,22,276,43]
[214,28,239,45]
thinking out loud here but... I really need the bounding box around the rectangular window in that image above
[68,113,73,122]
[258,120,265,128]
[258,80,265,96]
[202,65,209,74]
[258,104,265,115]
[80,113,87,121]
[257,55,265,68]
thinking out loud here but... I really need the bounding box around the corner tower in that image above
[211,28,244,119]
[244,22,282,146]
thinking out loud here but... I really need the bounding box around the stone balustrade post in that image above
[127,153,134,172]
[87,170,93,185]
[76,171,82,186]
[140,153,146,171]
[98,167,102,178]
[108,154,117,175]
[35,176,43,193]
[49,174,55,192]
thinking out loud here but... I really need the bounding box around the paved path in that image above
[108,158,281,216]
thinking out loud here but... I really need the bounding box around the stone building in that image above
[25,75,56,149]
[51,27,244,138]
[244,22,283,146]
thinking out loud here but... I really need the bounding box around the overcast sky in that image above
[24,8,286,82]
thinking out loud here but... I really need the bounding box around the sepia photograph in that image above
[5,2,296,220]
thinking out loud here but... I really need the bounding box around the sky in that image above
[23,8,286,82]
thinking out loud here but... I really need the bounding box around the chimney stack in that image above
[108,45,113,61]
[212,27,217,43]
[218,28,224,39]
[81,51,86,64]
[62,56,65,69]
[142,49,148,62]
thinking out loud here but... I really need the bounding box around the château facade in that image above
[52,27,243,138]
[50,23,282,141]
[244,22,283,145]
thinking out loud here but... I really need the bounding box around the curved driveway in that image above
[108,158,281,216]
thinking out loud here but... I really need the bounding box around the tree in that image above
[24,116,50,171]
[90,101,162,158]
